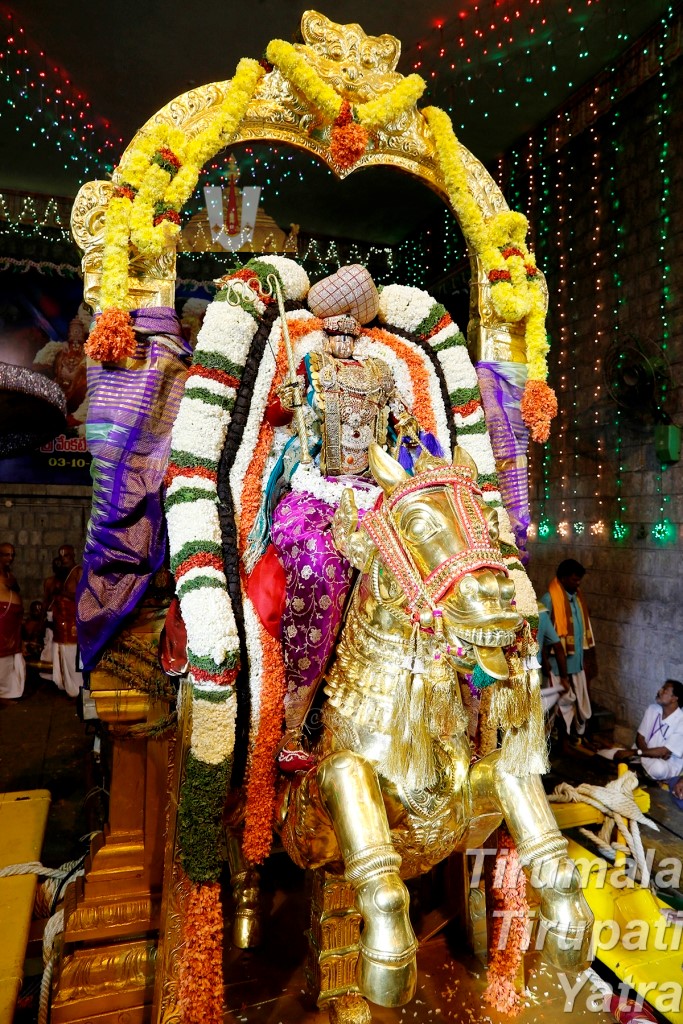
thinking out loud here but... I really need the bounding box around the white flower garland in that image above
[229,312,323,521]
[378,284,435,333]
[290,463,380,510]
[191,690,238,764]
[165,256,309,772]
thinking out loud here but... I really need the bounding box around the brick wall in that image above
[0,483,90,608]
[515,52,683,731]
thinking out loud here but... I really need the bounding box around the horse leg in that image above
[317,750,418,1007]
[469,753,593,972]
[226,830,261,949]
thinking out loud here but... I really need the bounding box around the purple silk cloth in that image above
[76,308,192,670]
[476,361,531,558]
[270,485,371,732]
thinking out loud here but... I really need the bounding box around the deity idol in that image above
[243,265,442,767]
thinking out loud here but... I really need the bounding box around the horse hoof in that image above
[232,911,261,949]
[538,858,594,972]
[357,947,417,1007]
[353,875,418,1006]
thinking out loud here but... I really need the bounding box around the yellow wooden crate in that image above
[0,790,51,1024]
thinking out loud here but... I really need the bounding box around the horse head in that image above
[333,442,521,679]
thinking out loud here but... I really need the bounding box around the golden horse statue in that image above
[235,440,594,1010]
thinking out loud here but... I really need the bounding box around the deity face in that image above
[323,333,356,359]
[67,317,87,351]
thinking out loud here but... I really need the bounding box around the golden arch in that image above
[71,10,535,364]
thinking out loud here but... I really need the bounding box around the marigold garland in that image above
[483,831,529,1016]
[265,39,426,132]
[330,101,369,168]
[85,307,137,362]
[520,378,558,444]
[177,882,224,1024]
[422,105,555,439]
[94,58,264,360]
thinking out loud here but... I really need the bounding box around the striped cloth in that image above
[76,308,192,670]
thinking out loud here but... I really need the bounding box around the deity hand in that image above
[276,374,307,411]
[393,411,420,441]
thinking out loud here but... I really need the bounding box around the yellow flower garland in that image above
[266,39,426,130]
[95,41,550,423]
[422,106,549,384]
[99,58,264,312]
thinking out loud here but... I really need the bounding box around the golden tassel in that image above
[495,665,549,776]
[382,663,414,784]
[405,667,438,790]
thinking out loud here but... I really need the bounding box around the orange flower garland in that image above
[330,100,369,169]
[85,307,137,362]
[520,378,558,444]
[242,625,287,864]
[238,333,292,862]
[177,882,224,1024]
[483,831,529,1016]
[362,326,439,436]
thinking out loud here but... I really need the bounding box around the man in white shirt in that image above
[615,680,683,781]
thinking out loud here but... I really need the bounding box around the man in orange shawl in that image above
[541,558,596,738]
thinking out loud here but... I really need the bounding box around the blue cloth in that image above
[668,777,683,811]
[541,589,585,675]
[537,608,560,651]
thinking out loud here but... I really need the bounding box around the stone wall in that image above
[511,43,683,731]
[0,483,91,608]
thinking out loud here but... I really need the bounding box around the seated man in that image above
[614,679,683,781]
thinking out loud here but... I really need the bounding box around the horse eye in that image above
[401,512,439,543]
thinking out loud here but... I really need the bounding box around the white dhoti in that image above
[641,755,683,781]
[550,669,591,735]
[0,653,26,699]
[39,626,54,681]
[53,643,83,697]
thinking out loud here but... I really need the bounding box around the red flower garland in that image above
[520,378,558,443]
[114,184,137,202]
[488,269,512,283]
[85,307,137,362]
[500,246,525,260]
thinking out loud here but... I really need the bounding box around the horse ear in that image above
[452,443,478,476]
[368,441,410,493]
[332,488,376,571]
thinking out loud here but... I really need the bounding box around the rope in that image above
[548,771,658,884]
[38,911,64,1024]
[0,861,75,879]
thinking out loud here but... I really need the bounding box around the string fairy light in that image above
[0,8,120,179]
